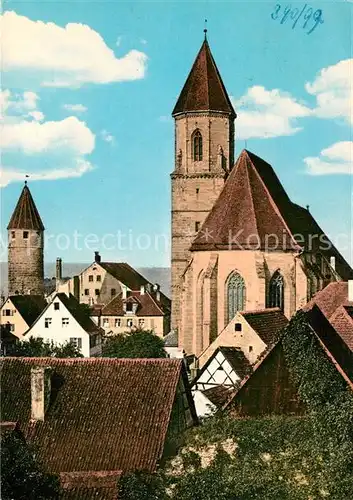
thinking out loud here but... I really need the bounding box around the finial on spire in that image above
[25,174,29,185]
[204,19,208,39]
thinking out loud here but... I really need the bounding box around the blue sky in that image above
[1,0,352,268]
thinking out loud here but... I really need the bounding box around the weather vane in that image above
[204,19,208,39]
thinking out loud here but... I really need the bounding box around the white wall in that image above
[26,297,90,357]
[192,390,217,419]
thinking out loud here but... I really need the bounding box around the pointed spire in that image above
[172,37,236,117]
[7,183,45,230]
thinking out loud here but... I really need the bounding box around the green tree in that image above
[118,471,166,500]
[1,430,60,499]
[3,337,83,358]
[103,329,167,358]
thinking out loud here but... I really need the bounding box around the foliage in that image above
[118,470,166,500]
[122,310,353,499]
[102,329,167,358]
[1,430,60,499]
[3,336,83,358]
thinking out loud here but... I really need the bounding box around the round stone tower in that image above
[7,182,45,296]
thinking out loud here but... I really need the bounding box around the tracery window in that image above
[193,130,203,161]
[227,273,246,323]
[268,271,284,311]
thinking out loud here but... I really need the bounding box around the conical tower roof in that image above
[7,183,45,230]
[172,38,236,117]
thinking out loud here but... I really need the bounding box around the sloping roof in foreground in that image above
[8,295,47,327]
[223,307,353,416]
[1,357,185,474]
[240,308,288,345]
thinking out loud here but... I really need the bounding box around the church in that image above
[170,34,353,357]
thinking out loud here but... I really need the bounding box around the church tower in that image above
[171,33,236,329]
[7,182,45,296]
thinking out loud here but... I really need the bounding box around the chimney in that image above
[140,284,145,295]
[94,251,101,264]
[73,275,80,301]
[31,367,51,421]
[56,258,62,283]
[153,283,161,302]
[330,256,336,271]
[349,280,353,302]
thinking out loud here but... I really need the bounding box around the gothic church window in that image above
[192,130,203,161]
[268,271,284,311]
[227,272,246,323]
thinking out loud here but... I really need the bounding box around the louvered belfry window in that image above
[268,271,284,310]
[227,273,246,323]
[193,130,203,161]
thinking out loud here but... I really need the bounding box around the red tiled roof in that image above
[7,184,44,230]
[101,291,169,317]
[304,282,353,352]
[172,39,235,116]
[1,358,187,474]
[190,150,353,281]
[60,471,121,499]
[202,385,236,408]
[191,150,299,251]
[240,308,288,345]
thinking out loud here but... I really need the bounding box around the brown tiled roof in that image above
[172,39,235,116]
[304,282,353,352]
[1,358,186,474]
[202,385,235,408]
[7,184,44,230]
[190,150,353,281]
[8,295,47,327]
[101,291,169,317]
[191,150,299,251]
[241,308,288,345]
[218,347,252,379]
[60,471,121,499]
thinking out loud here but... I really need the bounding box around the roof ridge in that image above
[241,307,282,315]
[1,357,183,364]
[243,151,260,240]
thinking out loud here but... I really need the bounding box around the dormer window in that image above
[192,130,203,161]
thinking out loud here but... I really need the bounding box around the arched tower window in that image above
[227,272,246,323]
[192,130,203,161]
[268,271,284,311]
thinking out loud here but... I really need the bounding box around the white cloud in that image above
[0,89,41,119]
[28,110,44,122]
[100,129,115,144]
[1,116,94,155]
[305,59,352,124]
[304,141,353,175]
[1,11,148,88]
[63,103,88,113]
[0,159,93,188]
[234,86,311,140]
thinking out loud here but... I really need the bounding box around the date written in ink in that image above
[271,4,324,34]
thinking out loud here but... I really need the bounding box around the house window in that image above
[192,130,203,161]
[23,231,29,239]
[127,319,133,327]
[70,337,82,350]
[268,271,284,311]
[138,318,145,328]
[249,346,253,353]
[84,289,89,296]
[103,318,110,328]
[62,318,69,326]
[195,221,200,232]
[111,288,116,297]
[89,275,93,282]
[54,302,60,310]
[196,188,199,196]
[95,289,100,296]
[115,318,121,327]
[234,323,242,332]
[44,318,52,328]
[227,272,246,323]
[126,303,133,312]
[9,324,15,332]
[96,275,101,282]
[3,309,13,316]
